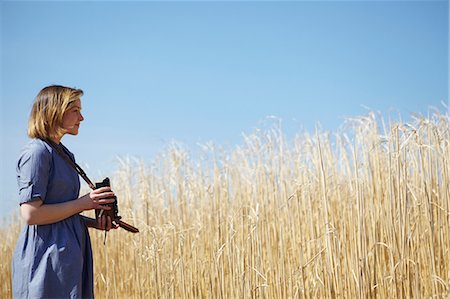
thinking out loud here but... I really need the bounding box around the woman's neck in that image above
[49,135,62,144]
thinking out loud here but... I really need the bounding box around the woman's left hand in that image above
[95,215,119,231]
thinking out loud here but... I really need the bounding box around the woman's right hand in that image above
[78,187,116,211]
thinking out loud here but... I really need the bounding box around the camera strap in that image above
[43,139,96,190]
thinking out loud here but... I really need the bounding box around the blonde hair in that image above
[28,85,84,139]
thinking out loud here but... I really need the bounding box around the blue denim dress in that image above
[12,139,94,298]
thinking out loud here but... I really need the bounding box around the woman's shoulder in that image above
[26,138,52,152]
[19,139,53,160]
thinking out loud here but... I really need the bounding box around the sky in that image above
[1,0,448,218]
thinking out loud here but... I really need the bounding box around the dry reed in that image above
[1,111,449,298]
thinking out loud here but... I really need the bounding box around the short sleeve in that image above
[16,142,52,205]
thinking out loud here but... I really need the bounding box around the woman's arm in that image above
[80,215,97,228]
[20,187,115,225]
[80,215,118,231]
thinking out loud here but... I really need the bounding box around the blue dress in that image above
[12,139,94,299]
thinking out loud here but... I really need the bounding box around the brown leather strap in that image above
[118,220,140,233]
[44,139,96,190]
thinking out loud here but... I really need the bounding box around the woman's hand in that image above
[94,215,119,231]
[78,187,116,211]
[80,215,119,231]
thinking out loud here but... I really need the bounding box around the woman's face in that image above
[62,98,84,136]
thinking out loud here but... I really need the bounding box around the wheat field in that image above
[1,111,449,298]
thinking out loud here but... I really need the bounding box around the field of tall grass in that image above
[1,111,449,298]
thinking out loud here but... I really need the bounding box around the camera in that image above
[94,177,121,223]
[94,177,139,233]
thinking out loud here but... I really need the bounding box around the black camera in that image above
[94,177,121,222]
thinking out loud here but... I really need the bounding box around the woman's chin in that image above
[68,129,79,136]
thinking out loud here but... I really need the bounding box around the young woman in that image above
[12,85,117,298]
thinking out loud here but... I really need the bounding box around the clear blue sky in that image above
[1,0,448,218]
